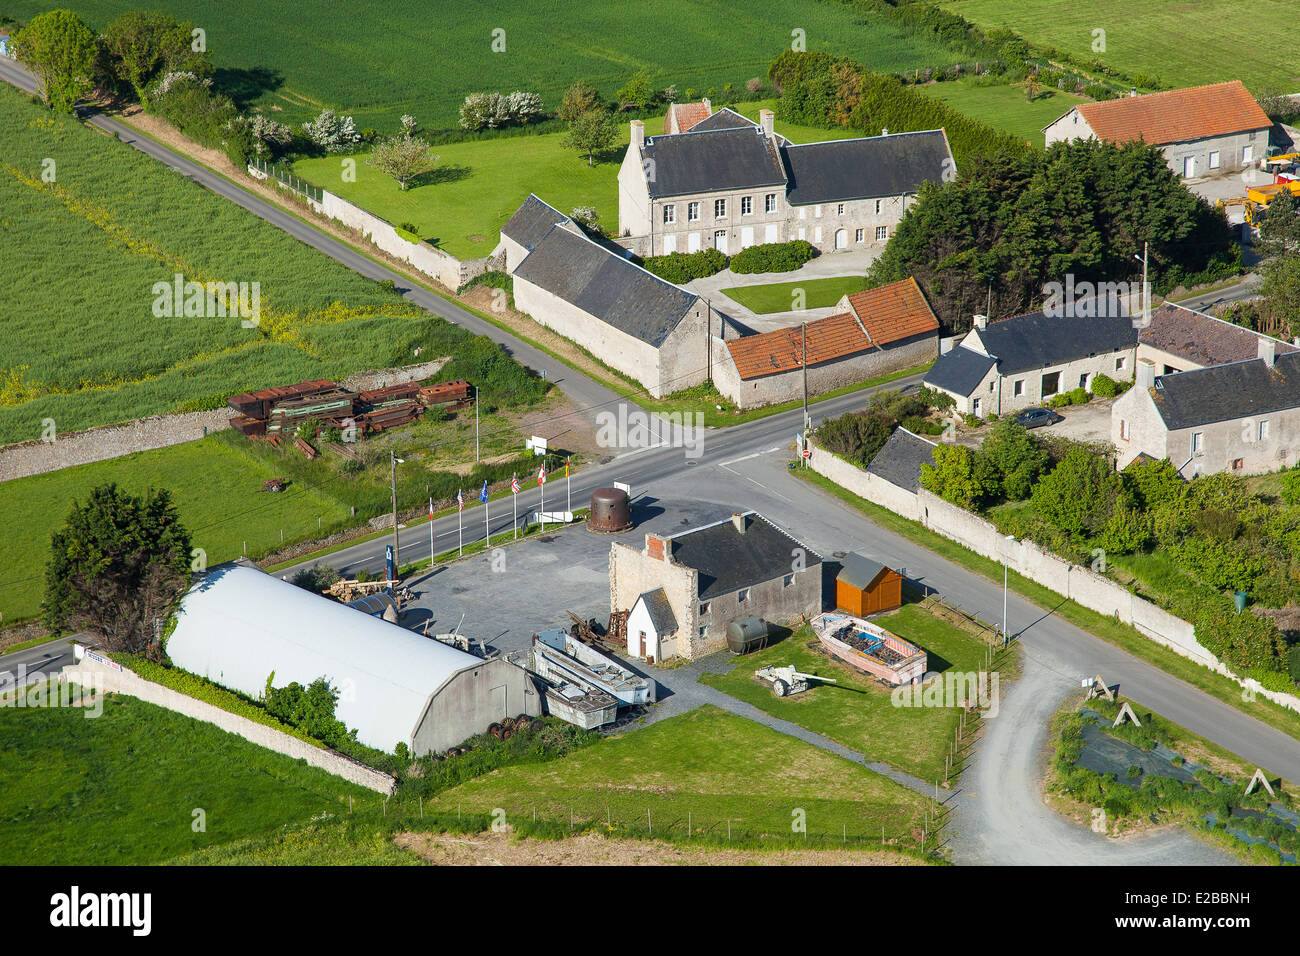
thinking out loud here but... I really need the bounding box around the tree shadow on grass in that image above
[215,66,285,109]
[408,163,473,189]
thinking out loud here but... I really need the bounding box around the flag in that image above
[510,474,519,494]
[456,488,464,511]
[565,457,570,477]
[538,465,546,485]
[478,480,488,504]
[428,497,434,520]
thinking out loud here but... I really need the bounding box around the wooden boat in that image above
[811,612,927,685]
[541,680,618,729]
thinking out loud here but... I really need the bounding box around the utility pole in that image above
[390,451,404,583]
[801,320,809,431]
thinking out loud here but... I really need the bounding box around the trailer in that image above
[541,680,618,729]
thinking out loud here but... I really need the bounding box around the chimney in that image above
[630,119,645,152]
[701,97,711,114]
[731,513,748,534]
[645,532,667,561]
[1258,336,1277,369]
[973,314,987,331]
[1137,357,1156,390]
[759,108,775,141]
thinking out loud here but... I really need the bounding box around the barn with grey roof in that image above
[502,195,733,398]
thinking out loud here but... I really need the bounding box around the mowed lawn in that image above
[916,79,1090,145]
[720,276,870,314]
[0,693,372,865]
[941,0,1300,91]
[0,438,349,622]
[428,705,929,845]
[3,0,965,130]
[700,606,1001,782]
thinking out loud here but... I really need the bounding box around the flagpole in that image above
[458,496,463,557]
[513,487,518,540]
[428,498,435,566]
[540,472,545,533]
[484,491,489,546]
[566,456,571,513]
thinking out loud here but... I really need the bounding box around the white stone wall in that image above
[311,190,491,291]
[809,439,1300,714]
[64,657,397,793]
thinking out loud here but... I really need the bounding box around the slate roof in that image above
[637,588,678,634]
[641,125,785,198]
[500,194,569,253]
[974,304,1137,377]
[513,223,699,347]
[1070,81,1271,146]
[688,107,757,132]
[726,313,871,380]
[924,345,996,396]
[1140,302,1297,368]
[666,101,712,134]
[837,553,890,590]
[864,427,938,492]
[844,277,940,346]
[782,130,953,205]
[667,512,822,600]
[1150,352,1300,430]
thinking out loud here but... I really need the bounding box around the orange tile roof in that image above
[726,313,872,380]
[1074,81,1270,147]
[843,277,940,346]
[667,101,711,134]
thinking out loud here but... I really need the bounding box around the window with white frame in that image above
[765,193,777,213]
[741,196,753,215]
[836,203,845,215]
[855,228,864,242]
[1209,151,1221,169]
[1116,356,1126,372]
[663,205,675,224]
[1259,420,1270,441]
[875,226,887,240]
[713,198,726,218]
[1014,380,1024,397]
[1192,432,1204,453]
[1120,419,1130,441]
[874,199,882,215]
[687,201,700,221]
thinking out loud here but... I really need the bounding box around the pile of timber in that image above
[294,438,318,460]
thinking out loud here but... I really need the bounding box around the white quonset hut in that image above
[167,565,541,755]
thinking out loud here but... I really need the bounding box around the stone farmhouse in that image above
[1043,80,1272,180]
[1138,301,1297,376]
[1112,342,1300,477]
[712,277,939,409]
[610,511,822,662]
[923,305,1138,417]
[617,102,955,257]
[499,195,736,398]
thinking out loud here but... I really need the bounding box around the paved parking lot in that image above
[397,498,746,658]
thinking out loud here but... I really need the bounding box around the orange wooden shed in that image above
[836,553,903,616]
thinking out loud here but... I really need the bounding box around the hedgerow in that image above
[728,240,818,274]
[641,248,728,284]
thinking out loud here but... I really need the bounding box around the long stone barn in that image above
[712,277,939,409]
[499,194,738,399]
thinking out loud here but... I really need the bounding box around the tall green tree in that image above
[557,80,602,122]
[44,484,194,654]
[1030,447,1124,538]
[13,9,98,112]
[562,109,617,166]
[100,9,209,102]
[1256,192,1300,260]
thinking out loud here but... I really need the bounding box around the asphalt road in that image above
[0,637,77,689]
[9,59,1300,861]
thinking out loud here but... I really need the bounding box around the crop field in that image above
[700,607,1005,782]
[0,82,532,443]
[942,0,1300,92]
[427,705,931,845]
[3,0,966,130]
[0,693,371,865]
[292,99,866,260]
[916,79,1089,145]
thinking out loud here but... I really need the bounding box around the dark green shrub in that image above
[728,240,818,274]
[641,248,728,283]
[1091,373,1118,398]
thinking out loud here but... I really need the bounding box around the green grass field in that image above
[0,693,372,864]
[720,275,869,314]
[0,81,523,443]
[0,437,351,622]
[701,609,1005,781]
[942,0,1300,91]
[427,705,931,845]
[4,1,966,130]
[916,78,1089,145]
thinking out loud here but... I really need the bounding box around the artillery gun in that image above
[754,664,836,697]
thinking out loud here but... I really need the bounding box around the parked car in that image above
[1013,407,1061,429]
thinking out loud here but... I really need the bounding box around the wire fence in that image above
[248,157,322,203]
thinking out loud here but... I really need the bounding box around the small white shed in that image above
[627,588,678,664]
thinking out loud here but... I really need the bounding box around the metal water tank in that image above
[587,487,632,533]
[726,617,773,654]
